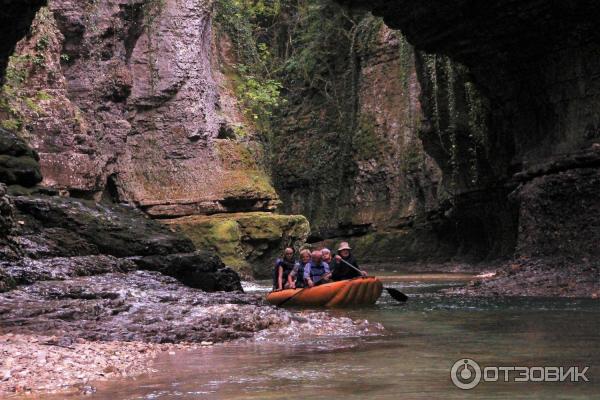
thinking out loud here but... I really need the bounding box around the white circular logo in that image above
[451,358,482,390]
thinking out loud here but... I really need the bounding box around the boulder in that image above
[164,212,310,278]
[3,194,242,291]
[135,251,243,292]
[0,128,42,187]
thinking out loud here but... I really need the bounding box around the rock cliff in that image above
[268,4,454,262]
[1,0,309,275]
[2,0,598,291]
[337,0,600,264]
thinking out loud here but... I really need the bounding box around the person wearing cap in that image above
[332,241,367,281]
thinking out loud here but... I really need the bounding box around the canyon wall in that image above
[1,0,309,277]
[270,3,492,263]
[337,0,600,264]
[274,16,440,236]
[4,0,598,277]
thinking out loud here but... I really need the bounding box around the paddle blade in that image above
[385,287,408,302]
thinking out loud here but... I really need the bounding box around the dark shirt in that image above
[331,255,362,281]
[273,258,297,289]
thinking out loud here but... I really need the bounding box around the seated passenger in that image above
[273,248,297,291]
[304,250,332,288]
[332,241,367,281]
[321,248,335,270]
[288,249,311,289]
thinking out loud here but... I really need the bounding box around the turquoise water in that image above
[51,274,600,399]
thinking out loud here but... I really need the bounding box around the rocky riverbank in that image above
[0,270,383,396]
[0,333,189,395]
[448,257,600,298]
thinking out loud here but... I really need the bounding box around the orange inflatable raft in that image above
[266,277,383,307]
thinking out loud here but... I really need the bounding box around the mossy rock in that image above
[165,212,310,278]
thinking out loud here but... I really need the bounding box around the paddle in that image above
[338,258,408,303]
[275,286,306,307]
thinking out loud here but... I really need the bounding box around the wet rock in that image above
[449,257,600,298]
[0,129,42,187]
[0,184,14,239]
[2,194,242,291]
[0,271,285,343]
[0,255,135,289]
[12,195,194,258]
[135,251,242,292]
[0,183,21,261]
[165,212,310,278]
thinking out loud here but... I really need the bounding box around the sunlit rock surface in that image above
[1,0,279,217]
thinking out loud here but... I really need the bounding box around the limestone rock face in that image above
[0,193,242,291]
[0,1,308,280]
[273,15,442,245]
[2,0,278,217]
[338,0,600,262]
[165,212,310,278]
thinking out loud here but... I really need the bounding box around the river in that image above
[47,272,600,399]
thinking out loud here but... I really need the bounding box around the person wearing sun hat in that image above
[331,241,366,281]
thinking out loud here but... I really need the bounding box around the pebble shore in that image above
[0,333,210,395]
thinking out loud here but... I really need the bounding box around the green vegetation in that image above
[214,0,284,125]
[213,0,372,130]
[353,115,383,161]
[0,118,22,131]
[418,52,490,191]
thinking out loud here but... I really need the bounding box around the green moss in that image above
[0,119,22,131]
[355,13,383,56]
[35,90,53,101]
[24,97,43,114]
[164,212,310,278]
[352,114,383,160]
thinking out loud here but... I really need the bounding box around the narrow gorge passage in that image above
[0,0,598,398]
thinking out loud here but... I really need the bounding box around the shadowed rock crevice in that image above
[337,0,600,263]
[0,0,47,85]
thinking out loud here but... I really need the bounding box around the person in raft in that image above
[273,247,298,291]
[303,250,332,287]
[332,241,367,281]
[287,249,311,289]
[321,248,337,271]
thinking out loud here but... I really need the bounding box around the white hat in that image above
[337,242,352,251]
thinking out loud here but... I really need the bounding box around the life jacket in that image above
[308,262,327,283]
[273,258,296,289]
